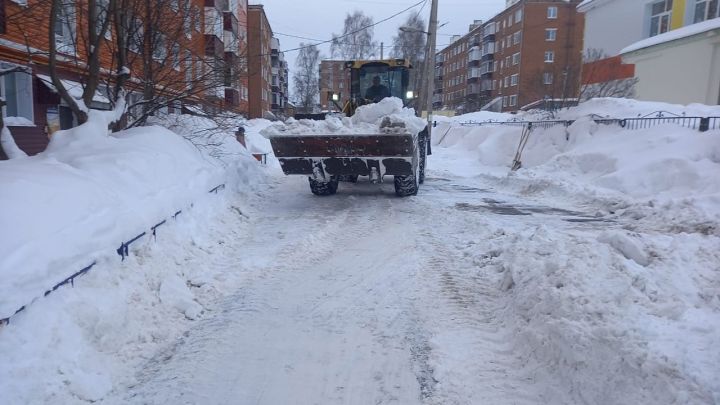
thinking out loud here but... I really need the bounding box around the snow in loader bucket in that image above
[269,133,416,177]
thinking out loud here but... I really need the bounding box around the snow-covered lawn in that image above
[0,98,718,404]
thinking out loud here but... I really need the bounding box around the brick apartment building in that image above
[247,4,273,119]
[434,21,484,111]
[270,37,289,117]
[0,0,280,159]
[434,0,584,113]
[0,0,211,158]
[319,60,351,112]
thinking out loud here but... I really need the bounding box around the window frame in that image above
[544,50,555,63]
[649,0,673,37]
[547,6,558,19]
[0,63,34,123]
[545,28,558,41]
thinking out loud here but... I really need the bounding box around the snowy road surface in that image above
[102,152,719,404]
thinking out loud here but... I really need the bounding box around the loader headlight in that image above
[332,93,339,101]
[406,91,415,100]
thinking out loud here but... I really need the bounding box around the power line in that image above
[276,0,426,55]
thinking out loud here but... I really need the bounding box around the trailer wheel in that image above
[309,177,339,196]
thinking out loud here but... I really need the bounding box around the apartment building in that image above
[319,60,351,112]
[433,21,484,112]
[0,0,209,158]
[433,0,584,113]
[247,4,273,119]
[270,37,289,117]
[219,0,249,112]
[492,0,584,111]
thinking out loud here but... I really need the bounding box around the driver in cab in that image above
[365,76,390,103]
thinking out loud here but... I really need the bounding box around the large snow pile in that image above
[0,111,267,403]
[434,98,720,231]
[0,112,266,319]
[429,97,720,403]
[262,97,427,137]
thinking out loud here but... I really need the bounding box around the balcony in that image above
[224,31,238,54]
[483,22,497,38]
[205,35,224,58]
[481,42,495,57]
[204,7,223,38]
[468,47,482,62]
[469,67,482,79]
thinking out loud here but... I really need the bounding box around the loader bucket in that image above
[269,133,417,179]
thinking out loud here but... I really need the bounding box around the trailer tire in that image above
[309,177,339,196]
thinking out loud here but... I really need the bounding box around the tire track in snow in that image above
[108,183,428,405]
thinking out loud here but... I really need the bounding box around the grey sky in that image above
[250,0,506,99]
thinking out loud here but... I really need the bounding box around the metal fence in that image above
[454,111,720,133]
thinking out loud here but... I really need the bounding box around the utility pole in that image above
[381,42,384,59]
[424,0,439,127]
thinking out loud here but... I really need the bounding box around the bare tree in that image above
[331,11,377,60]
[391,14,426,93]
[46,0,114,124]
[579,48,638,101]
[293,43,320,114]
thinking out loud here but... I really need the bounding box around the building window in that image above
[548,6,558,19]
[171,43,180,70]
[543,72,553,85]
[95,0,111,39]
[502,96,508,107]
[509,95,517,106]
[170,0,179,12]
[515,9,523,23]
[544,50,555,62]
[510,74,518,86]
[504,76,510,87]
[152,33,166,61]
[129,17,143,53]
[54,1,76,54]
[513,31,522,45]
[694,0,719,23]
[545,28,557,41]
[0,64,33,122]
[650,0,673,37]
[193,7,201,31]
[185,51,192,86]
[512,52,521,65]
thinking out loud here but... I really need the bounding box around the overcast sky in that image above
[250,0,506,98]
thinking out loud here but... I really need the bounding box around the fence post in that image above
[699,117,709,132]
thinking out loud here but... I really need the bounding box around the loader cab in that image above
[347,59,414,107]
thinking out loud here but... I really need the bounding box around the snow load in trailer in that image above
[262,59,431,197]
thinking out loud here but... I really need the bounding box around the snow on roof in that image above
[36,74,111,104]
[621,18,720,54]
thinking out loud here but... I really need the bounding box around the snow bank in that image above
[0,111,269,318]
[488,224,720,404]
[434,98,720,231]
[261,97,426,137]
[0,110,267,403]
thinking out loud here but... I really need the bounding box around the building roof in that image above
[621,18,720,54]
[577,0,616,12]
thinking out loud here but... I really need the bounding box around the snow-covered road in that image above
[100,155,715,404]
